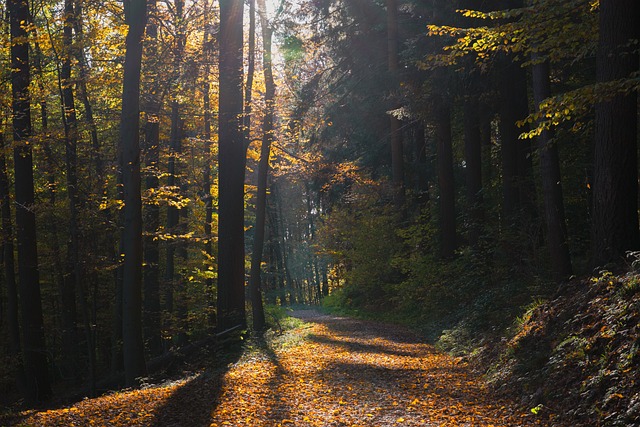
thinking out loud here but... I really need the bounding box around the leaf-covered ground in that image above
[4,311,550,426]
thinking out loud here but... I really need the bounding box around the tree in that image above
[531,56,572,279]
[0,131,25,397]
[248,0,275,333]
[142,0,163,358]
[119,0,148,386]
[9,0,52,403]
[61,0,97,389]
[434,100,456,259]
[217,0,246,331]
[387,0,404,208]
[463,94,483,248]
[202,0,216,330]
[591,0,639,266]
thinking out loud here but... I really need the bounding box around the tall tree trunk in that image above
[591,0,639,266]
[248,0,273,333]
[142,0,162,357]
[386,0,404,208]
[531,57,572,279]
[243,0,256,154]
[464,98,483,247]
[10,0,52,402]
[202,0,215,331]
[435,101,456,259]
[119,0,148,387]
[217,0,246,331]
[0,131,26,396]
[498,60,524,223]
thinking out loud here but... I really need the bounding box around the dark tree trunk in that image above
[217,0,246,331]
[0,132,26,396]
[464,98,483,247]
[531,57,572,280]
[202,0,215,331]
[498,60,524,222]
[248,0,273,333]
[591,0,639,266]
[119,0,148,387]
[435,102,456,259]
[386,0,404,208]
[10,0,52,402]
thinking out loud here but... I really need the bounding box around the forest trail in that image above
[11,310,548,426]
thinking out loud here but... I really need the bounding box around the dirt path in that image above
[207,310,545,426]
[11,310,548,426]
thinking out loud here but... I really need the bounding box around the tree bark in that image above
[248,0,273,333]
[435,101,456,259]
[119,0,148,387]
[10,0,52,402]
[386,0,404,208]
[591,0,639,266]
[0,131,26,396]
[217,0,246,331]
[141,0,161,358]
[463,98,483,247]
[531,57,572,279]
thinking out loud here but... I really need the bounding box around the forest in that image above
[0,0,639,425]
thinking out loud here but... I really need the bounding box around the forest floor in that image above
[2,310,550,426]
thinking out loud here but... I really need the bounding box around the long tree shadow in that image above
[148,339,244,427]
[307,333,421,357]
[323,361,480,403]
[254,335,292,424]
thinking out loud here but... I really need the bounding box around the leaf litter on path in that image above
[11,310,550,426]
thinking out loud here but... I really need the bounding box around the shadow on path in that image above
[291,309,428,345]
[148,339,244,427]
[307,333,420,357]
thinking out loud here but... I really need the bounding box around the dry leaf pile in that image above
[8,311,549,426]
